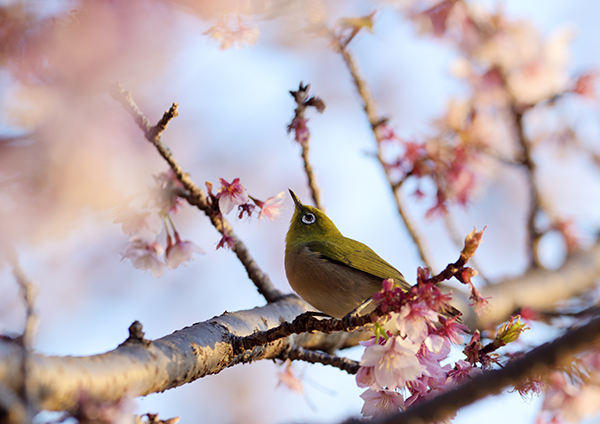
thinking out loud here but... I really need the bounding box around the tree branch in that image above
[283,346,360,375]
[0,295,361,412]
[108,82,283,303]
[288,82,325,210]
[512,106,543,269]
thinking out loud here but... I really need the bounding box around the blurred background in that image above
[1,0,600,422]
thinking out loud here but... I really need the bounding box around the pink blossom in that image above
[287,116,309,144]
[216,178,249,215]
[356,366,380,389]
[251,191,286,223]
[154,170,185,214]
[447,360,481,385]
[122,237,166,278]
[572,72,598,100]
[114,208,162,237]
[418,339,451,380]
[360,389,405,418]
[540,371,600,423]
[396,301,439,344]
[372,279,406,313]
[436,316,469,345]
[216,226,235,250]
[361,336,426,390]
[276,360,303,395]
[165,232,205,269]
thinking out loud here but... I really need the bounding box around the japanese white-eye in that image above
[285,190,411,318]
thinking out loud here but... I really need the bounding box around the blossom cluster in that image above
[206,177,285,250]
[375,0,596,226]
[537,350,600,423]
[358,279,470,418]
[118,174,285,276]
[357,278,529,419]
[117,170,204,278]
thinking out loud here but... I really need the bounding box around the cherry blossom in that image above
[356,366,379,390]
[251,191,286,223]
[447,359,481,385]
[113,208,162,237]
[360,388,405,418]
[122,237,166,278]
[276,360,304,395]
[395,301,439,344]
[216,178,249,215]
[360,335,426,390]
[165,232,205,269]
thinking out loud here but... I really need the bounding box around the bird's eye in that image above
[301,213,316,225]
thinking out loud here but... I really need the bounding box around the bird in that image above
[284,189,411,319]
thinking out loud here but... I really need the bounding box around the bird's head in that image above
[285,189,342,245]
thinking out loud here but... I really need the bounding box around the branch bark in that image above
[0,295,362,413]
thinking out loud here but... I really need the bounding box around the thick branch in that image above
[108,82,283,303]
[0,296,360,412]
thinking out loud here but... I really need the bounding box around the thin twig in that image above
[4,249,38,422]
[283,346,360,374]
[443,214,491,286]
[232,309,377,355]
[335,40,434,271]
[7,252,37,350]
[288,82,325,210]
[108,82,283,303]
[512,106,543,269]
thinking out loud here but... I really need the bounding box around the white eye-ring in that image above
[302,213,316,225]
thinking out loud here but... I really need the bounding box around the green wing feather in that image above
[305,238,410,290]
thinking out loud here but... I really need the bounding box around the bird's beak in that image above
[288,189,305,213]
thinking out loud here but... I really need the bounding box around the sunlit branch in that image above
[0,296,361,412]
[108,82,283,303]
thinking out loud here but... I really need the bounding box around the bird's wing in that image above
[305,239,410,290]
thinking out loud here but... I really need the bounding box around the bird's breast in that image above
[284,244,384,318]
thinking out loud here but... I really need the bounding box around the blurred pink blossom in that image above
[114,208,162,237]
[252,191,286,223]
[166,233,205,269]
[276,360,304,395]
[122,237,166,278]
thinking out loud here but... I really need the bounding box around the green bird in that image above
[285,190,411,318]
